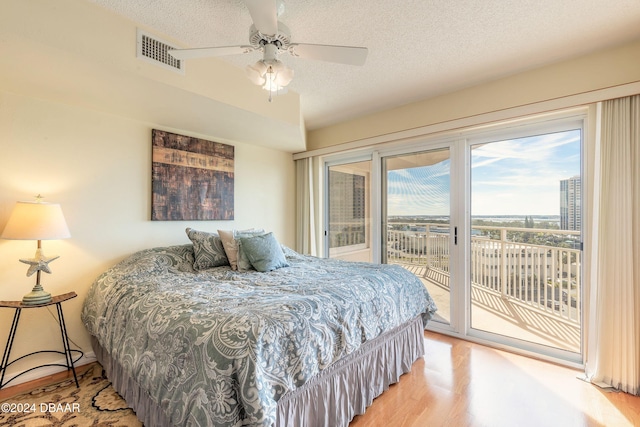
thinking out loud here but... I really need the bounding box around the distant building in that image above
[329,170,367,248]
[560,176,581,230]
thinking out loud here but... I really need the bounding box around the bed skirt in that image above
[91,315,425,427]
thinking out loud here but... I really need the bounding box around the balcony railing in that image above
[387,223,581,324]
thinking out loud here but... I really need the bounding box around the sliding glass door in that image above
[382,148,453,325]
[326,160,372,262]
[468,126,583,358]
[322,113,585,363]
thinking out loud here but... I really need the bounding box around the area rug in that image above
[0,363,142,426]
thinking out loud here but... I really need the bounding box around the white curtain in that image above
[586,95,640,395]
[295,157,319,256]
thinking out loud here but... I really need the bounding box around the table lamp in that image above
[1,196,71,305]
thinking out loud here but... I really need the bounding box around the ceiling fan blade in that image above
[243,0,279,36]
[288,44,368,66]
[168,46,254,60]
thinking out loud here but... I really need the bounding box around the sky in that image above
[387,129,581,216]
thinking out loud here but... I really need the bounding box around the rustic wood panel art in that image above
[151,129,234,221]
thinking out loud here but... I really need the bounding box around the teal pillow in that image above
[185,228,229,270]
[238,232,290,272]
[235,230,267,271]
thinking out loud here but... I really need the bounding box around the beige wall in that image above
[306,38,640,150]
[0,91,295,382]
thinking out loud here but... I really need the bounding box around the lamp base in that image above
[22,283,52,305]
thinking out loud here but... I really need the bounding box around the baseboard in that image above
[1,351,96,388]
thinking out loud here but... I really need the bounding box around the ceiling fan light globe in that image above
[246,66,266,86]
[250,60,268,75]
[262,82,285,91]
[264,72,277,84]
[246,60,272,86]
[274,74,291,87]
[248,74,266,85]
[269,60,285,73]
[276,67,294,86]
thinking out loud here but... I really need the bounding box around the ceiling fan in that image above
[168,0,368,100]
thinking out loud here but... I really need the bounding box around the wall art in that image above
[151,129,234,220]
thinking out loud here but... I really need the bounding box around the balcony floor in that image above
[398,263,581,354]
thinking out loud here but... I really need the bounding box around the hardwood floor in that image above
[351,331,640,427]
[2,333,638,426]
[0,363,95,401]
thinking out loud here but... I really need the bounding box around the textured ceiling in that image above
[88,0,640,130]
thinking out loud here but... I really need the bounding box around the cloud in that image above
[387,166,450,216]
[386,129,581,216]
[471,131,580,166]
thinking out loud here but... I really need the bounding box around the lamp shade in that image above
[1,201,71,240]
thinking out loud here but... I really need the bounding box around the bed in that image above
[81,236,437,427]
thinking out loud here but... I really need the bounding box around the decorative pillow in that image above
[238,232,290,272]
[218,228,263,270]
[234,230,267,271]
[185,228,229,270]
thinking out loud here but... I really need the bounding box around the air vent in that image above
[136,29,184,74]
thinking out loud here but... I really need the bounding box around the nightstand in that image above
[0,292,82,389]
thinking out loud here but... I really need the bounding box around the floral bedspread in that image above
[81,245,437,427]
